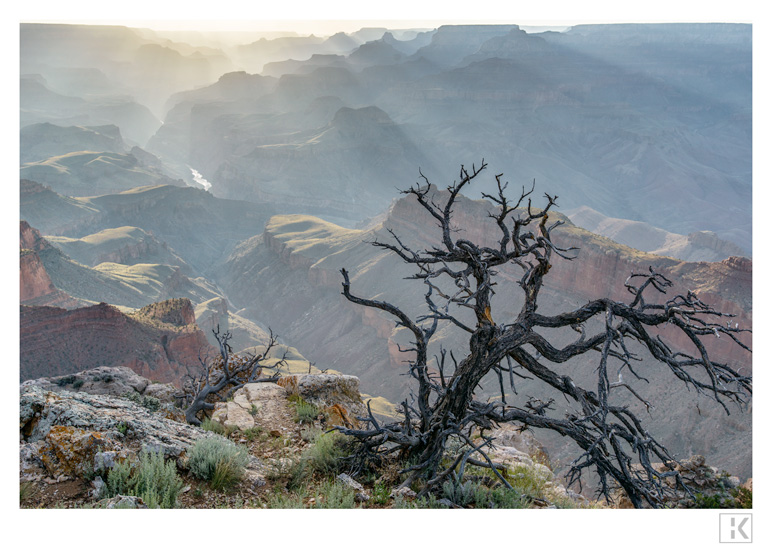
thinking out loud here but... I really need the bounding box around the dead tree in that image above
[184,327,285,426]
[337,161,751,508]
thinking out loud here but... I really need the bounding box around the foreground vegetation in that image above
[20,395,751,509]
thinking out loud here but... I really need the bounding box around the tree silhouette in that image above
[337,161,751,508]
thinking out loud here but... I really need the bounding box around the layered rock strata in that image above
[20,299,212,385]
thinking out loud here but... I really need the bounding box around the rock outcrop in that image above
[615,455,750,509]
[20,182,275,276]
[20,221,223,309]
[19,368,378,508]
[211,374,368,433]
[46,226,191,272]
[21,365,183,405]
[20,220,82,308]
[565,205,750,261]
[20,384,209,481]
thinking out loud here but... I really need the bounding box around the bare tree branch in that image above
[336,163,751,508]
[184,326,284,425]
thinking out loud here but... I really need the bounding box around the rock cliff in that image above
[20,221,81,308]
[20,299,212,386]
[565,205,749,261]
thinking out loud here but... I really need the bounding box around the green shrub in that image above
[304,431,350,475]
[291,397,319,424]
[55,375,77,386]
[393,493,446,509]
[300,426,321,443]
[286,431,355,491]
[372,481,391,505]
[485,485,530,508]
[694,492,732,508]
[105,450,183,509]
[734,486,752,509]
[200,417,236,437]
[266,486,307,509]
[20,482,36,504]
[188,435,249,490]
[72,379,84,389]
[441,479,481,507]
[243,427,263,442]
[122,391,161,413]
[312,479,356,509]
[508,465,548,501]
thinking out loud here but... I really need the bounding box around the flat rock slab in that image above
[212,383,295,433]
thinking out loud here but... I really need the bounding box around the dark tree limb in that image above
[336,163,751,508]
[184,327,284,426]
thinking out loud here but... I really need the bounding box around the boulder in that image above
[211,382,290,432]
[338,473,369,502]
[38,425,119,478]
[96,495,149,509]
[278,373,367,425]
[20,385,214,475]
[211,373,369,432]
[487,423,550,463]
[390,486,417,500]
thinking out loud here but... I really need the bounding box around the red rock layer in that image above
[20,222,81,308]
[20,301,213,386]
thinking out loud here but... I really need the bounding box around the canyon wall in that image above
[20,300,213,386]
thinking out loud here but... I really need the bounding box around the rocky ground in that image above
[19,366,751,510]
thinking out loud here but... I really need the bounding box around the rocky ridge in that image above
[565,205,750,261]
[20,221,224,309]
[21,366,746,509]
[19,366,588,509]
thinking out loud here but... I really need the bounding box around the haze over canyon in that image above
[19,21,752,490]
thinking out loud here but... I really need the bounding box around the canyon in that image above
[18,21,753,507]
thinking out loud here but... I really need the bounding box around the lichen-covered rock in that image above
[487,445,539,469]
[96,495,149,509]
[488,424,550,463]
[38,425,119,478]
[143,381,183,404]
[278,374,367,426]
[20,365,183,404]
[338,473,368,501]
[20,385,214,473]
[390,486,417,499]
[20,440,47,479]
[93,450,133,475]
[90,476,107,500]
[243,469,267,490]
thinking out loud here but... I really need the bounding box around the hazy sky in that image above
[18,0,758,34]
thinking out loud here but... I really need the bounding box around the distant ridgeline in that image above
[19,21,752,490]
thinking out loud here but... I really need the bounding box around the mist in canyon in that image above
[19,20,753,496]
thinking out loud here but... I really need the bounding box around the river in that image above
[189,168,212,191]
